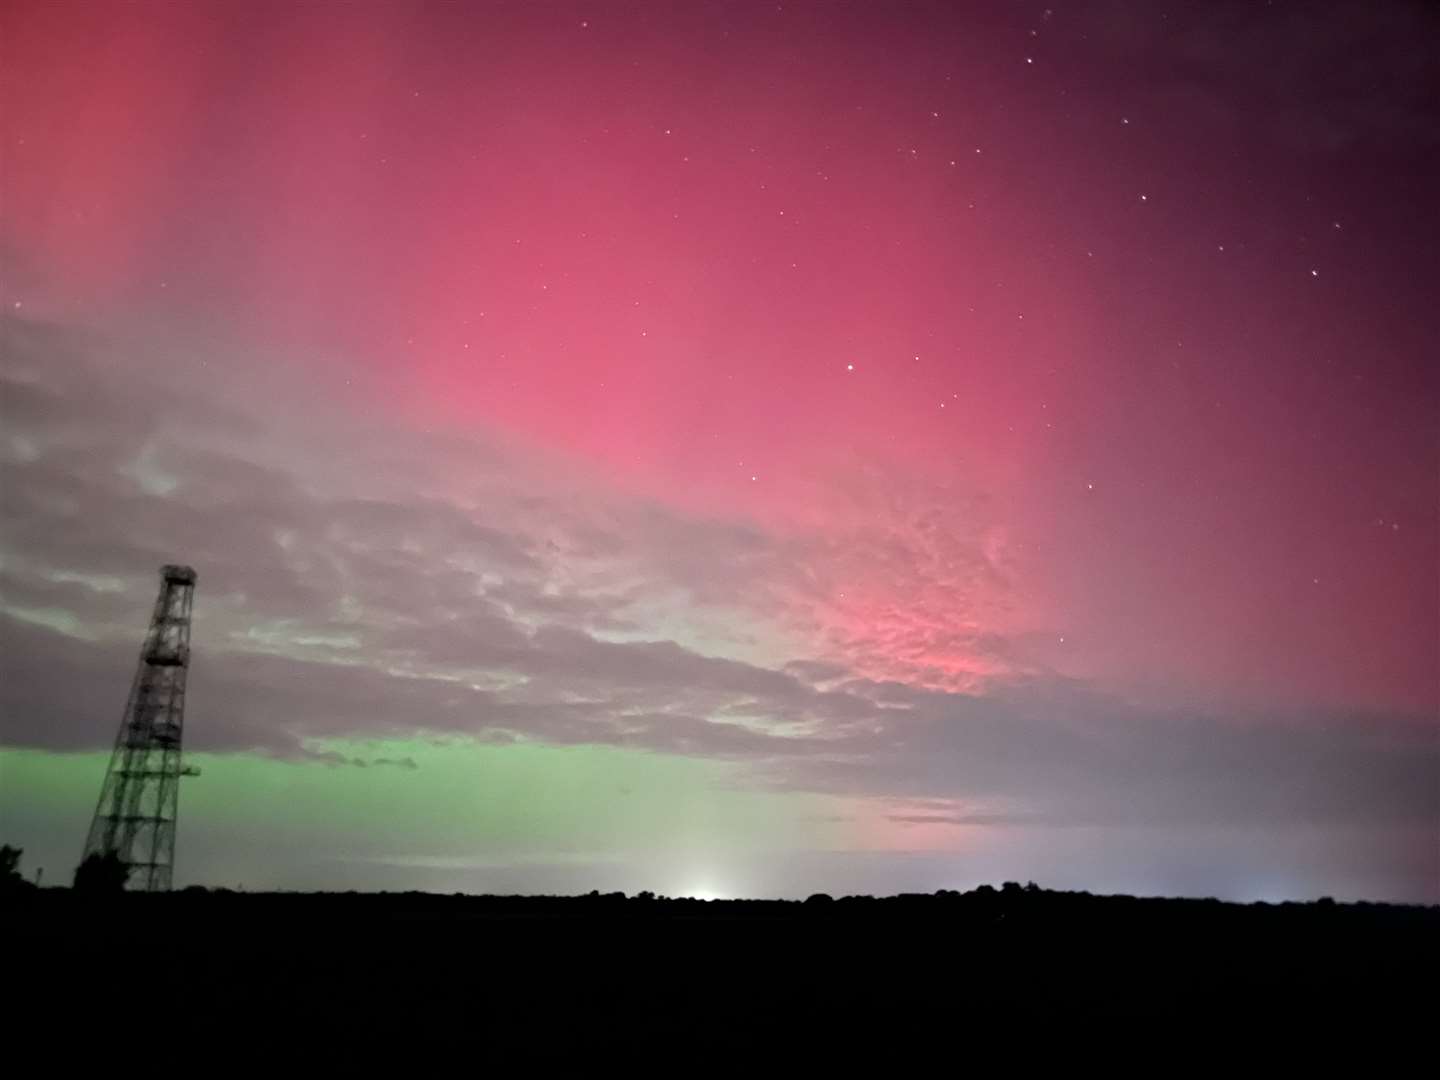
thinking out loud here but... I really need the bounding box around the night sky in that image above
[1,0,1436,901]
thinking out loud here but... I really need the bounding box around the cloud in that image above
[1,311,1435,845]
[798,678,1439,831]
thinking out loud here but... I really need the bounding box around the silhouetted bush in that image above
[0,844,33,894]
[73,851,129,893]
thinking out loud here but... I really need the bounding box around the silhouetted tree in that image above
[73,851,129,893]
[0,844,29,894]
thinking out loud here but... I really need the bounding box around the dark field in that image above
[11,884,1436,1042]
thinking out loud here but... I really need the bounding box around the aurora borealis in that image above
[1,1,1436,901]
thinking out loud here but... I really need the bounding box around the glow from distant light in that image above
[680,883,730,902]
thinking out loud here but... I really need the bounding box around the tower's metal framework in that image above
[80,564,199,891]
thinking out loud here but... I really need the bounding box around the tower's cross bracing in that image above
[81,564,198,892]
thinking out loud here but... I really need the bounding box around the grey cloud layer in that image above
[2,313,1435,838]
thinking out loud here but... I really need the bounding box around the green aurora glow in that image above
[0,740,850,892]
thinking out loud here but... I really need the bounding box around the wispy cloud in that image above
[3,313,1434,849]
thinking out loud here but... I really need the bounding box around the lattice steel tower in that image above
[80,564,199,891]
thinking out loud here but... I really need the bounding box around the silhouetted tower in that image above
[80,565,199,891]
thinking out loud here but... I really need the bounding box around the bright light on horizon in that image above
[680,885,730,902]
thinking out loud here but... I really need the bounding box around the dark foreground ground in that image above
[10,885,1437,1045]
